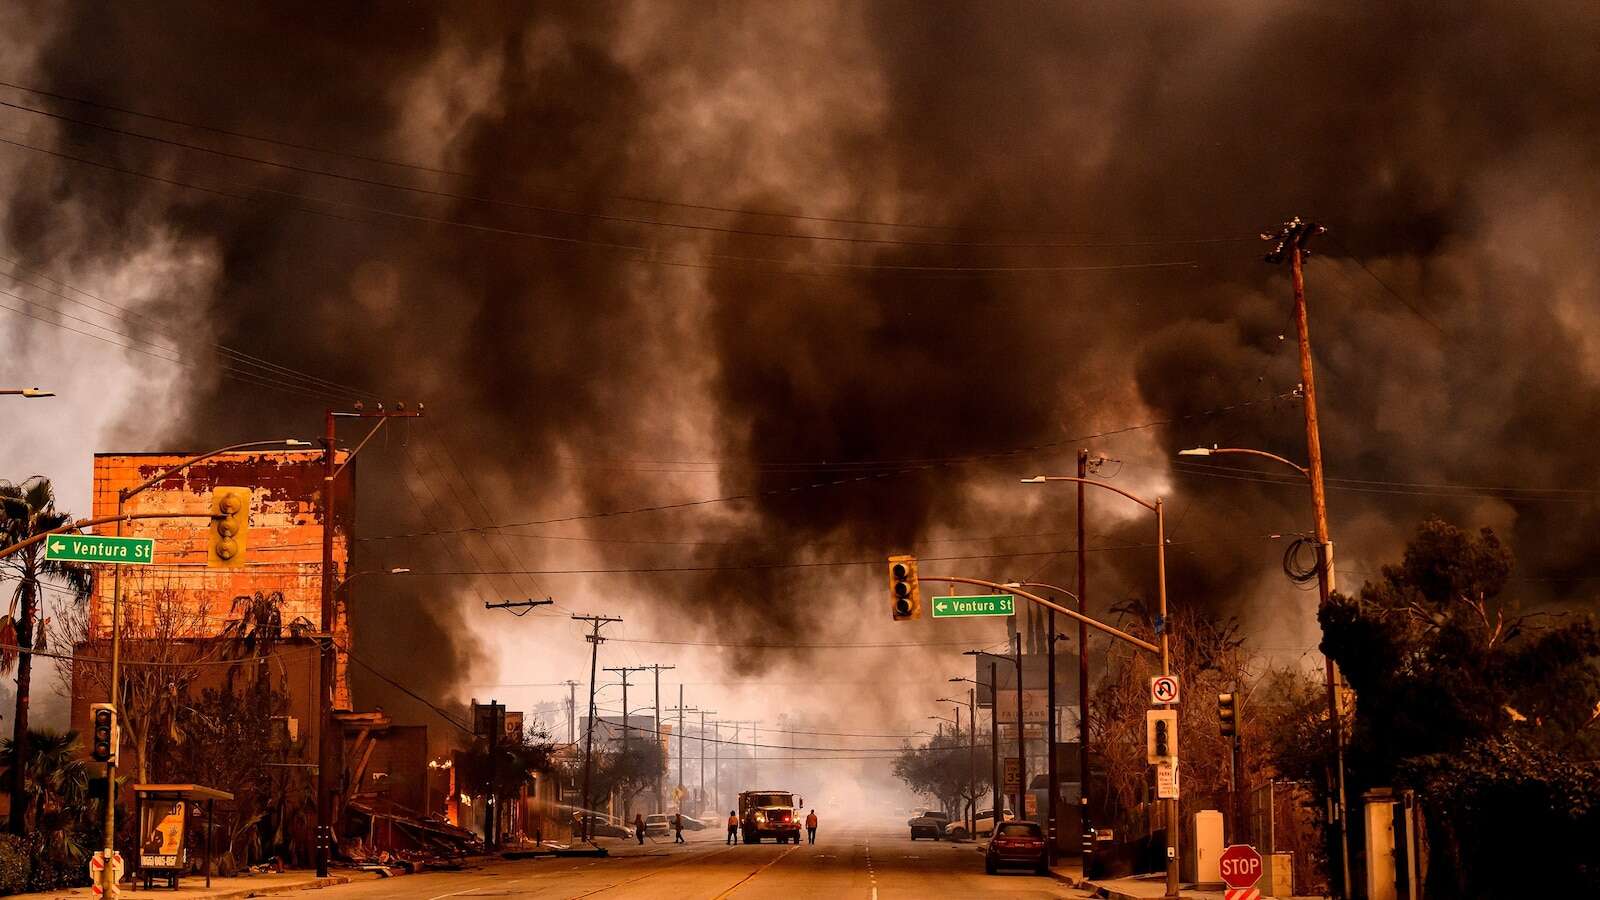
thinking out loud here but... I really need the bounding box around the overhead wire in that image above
[0,78,1256,241]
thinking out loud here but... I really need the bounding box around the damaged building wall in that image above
[85,449,354,706]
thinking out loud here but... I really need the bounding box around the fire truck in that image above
[738,790,802,844]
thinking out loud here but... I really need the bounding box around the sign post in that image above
[1220,843,1264,900]
[88,850,124,898]
[45,534,155,565]
[930,594,1015,619]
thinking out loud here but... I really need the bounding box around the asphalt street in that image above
[268,821,1086,899]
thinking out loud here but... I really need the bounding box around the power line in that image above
[0,131,1203,279]
[354,391,1303,544]
[0,78,1255,241]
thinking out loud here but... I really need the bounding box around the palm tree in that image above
[0,477,92,834]
[0,728,96,866]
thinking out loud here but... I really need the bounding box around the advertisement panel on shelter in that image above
[139,800,186,868]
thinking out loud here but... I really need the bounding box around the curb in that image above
[186,875,353,899]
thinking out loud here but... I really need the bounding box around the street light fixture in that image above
[1,387,54,397]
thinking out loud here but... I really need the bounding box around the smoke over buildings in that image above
[3,2,1598,736]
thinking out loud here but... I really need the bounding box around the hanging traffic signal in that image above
[1218,692,1237,737]
[888,554,921,621]
[208,486,252,569]
[90,703,118,764]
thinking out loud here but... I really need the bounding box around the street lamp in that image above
[0,387,54,397]
[98,438,310,895]
[946,680,981,835]
[1021,473,1178,898]
[1179,443,1350,881]
[966,648,1024,827]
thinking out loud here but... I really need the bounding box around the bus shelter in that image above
[131,784,233,890]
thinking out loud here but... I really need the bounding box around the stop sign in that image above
[1219,844,1263,889]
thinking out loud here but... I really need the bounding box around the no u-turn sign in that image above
[1150,674,1180,704]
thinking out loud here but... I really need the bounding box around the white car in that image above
[951,809,1015,839]
[644,813,672,836]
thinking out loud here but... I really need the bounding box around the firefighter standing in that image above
[805,810,818,844]
[726,810,739,845]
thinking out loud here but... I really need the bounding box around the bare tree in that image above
[59,582,221,782]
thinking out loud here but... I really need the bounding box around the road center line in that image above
[710,843,803,899]
[567,843,743,898]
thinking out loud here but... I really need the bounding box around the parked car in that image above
[985,821,1048,875]
[678,814,708,831]
[644,813,672,836]
[908,810,951,840]
[572,812,631,839]
[934,810,1011,839]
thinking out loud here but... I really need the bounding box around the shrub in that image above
[0,834,27,895]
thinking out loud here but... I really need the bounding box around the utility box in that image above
[1183,809,1225,885]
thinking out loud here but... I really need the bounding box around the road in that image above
[271,821,1086,899]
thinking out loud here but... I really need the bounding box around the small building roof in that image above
[132,784,235,802]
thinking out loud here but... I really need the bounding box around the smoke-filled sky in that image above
[3,2,1598,786]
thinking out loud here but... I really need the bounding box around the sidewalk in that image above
[1081,873,1318,900]
[7,871,355,900]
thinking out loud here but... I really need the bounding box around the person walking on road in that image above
[673,813,686,844]
[634,813,646,845]
[805,810,818,844]
[726,811,739,845]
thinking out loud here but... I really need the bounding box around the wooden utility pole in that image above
[319,405,419,878]
[646,665,675,812]
[574,614,621,840]
[1266,216,1352,898]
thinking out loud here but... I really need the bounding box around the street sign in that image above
[1002,757,1021,793]
[1024,793,1038,817]
[1150,674,1180,704]
[46,535,154,565]
[1155,760,1179,799]
[1219,844,1263,890]
[930,594,1015,618]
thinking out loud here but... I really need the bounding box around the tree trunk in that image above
[8,573,36,833]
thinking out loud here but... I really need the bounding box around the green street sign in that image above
[43,534,155,565]
[930,594,1015,618]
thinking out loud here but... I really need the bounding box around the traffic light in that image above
[1146,709,1177,763]
[208,486,251,568]
[1218,692,1237,737]
[888,554,921,621]
[90,703,118,765]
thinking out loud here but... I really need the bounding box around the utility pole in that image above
[712,720,722,813]
[564,680,579,745]
[1014,633,1026,818]
[645,665,675,813]
[668,691,698,813]
[750,720,762,787]
[1078,448,1092,863]
[603,665,647,818]
[964,689,977,833]
[698,708,716,814]
[319,405,420,878]
[574,614,621,841]
[991,661,1001,824]
[1047,604,1059,863]
[484,599,554,612]
[1266,216,1351,898]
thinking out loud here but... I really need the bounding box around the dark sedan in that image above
[984,821,1048,875]
[908,810,951,840]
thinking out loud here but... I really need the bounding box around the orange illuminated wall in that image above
[88,450,355,705]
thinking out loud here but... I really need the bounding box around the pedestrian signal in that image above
[888,554,921,621]
[90,703,118,765]
[1218,692,1237,737]
[208,486,251,568]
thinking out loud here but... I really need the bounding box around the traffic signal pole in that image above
[1078,448,1092,863]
